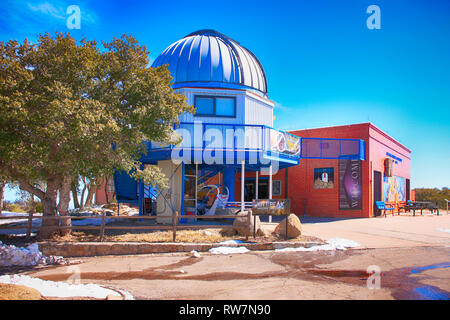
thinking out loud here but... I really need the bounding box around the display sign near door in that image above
[252,199,290,216]
[339,160,362,210]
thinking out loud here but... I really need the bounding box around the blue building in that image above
[113,30,364,222]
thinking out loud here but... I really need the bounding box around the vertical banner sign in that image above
[339,160,362,210]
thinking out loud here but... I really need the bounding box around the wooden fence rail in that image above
[0,211,251,242]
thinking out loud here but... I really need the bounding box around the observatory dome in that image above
[151,30,268,97]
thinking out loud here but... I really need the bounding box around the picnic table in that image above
[403,201,440,216]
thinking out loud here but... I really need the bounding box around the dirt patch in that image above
[50,229,239,243]
[37,256,205,282]
[0,234,38,247]
[35,251,366,284]
[46,229,321,244]
[0,283,42,300]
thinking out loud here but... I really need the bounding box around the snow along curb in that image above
[274,238,360,252]
[0,274,134,299]
[38,240,327,257]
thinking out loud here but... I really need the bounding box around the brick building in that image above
[237,123,411,218]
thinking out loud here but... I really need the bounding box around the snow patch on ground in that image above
[0,212,42,228]
[72,218,114,226]
[0,211,30,217]
[275,238,361,252]
[0,274,133,299]
[436,228,450,234]
[190,250,201,258]
[0,241,66,267]
[209,246,250,255]
[219,240,243,246]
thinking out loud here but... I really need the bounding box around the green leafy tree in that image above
[414,187,450,209]
[0,32,193,238]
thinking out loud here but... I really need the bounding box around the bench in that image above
[375,201,395,218]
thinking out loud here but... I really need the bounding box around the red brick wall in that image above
[288,123,370,217]
[368,125,411,214]
[94,181,115,205]
[283,123,411,218]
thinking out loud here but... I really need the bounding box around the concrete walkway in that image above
[18,213,450,300]
[262,213,450,249]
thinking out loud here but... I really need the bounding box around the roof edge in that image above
[288,122,411,154]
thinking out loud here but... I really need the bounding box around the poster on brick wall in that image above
[339,160,362,210]
[383,176,405,202]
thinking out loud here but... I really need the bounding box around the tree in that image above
[0,179,5,215]
[414,187,450,209]
[0,32,193,238]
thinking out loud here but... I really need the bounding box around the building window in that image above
[314,168,334,189]
[195,96,214,115]
[194,95,236,117]
[272,180,282,196]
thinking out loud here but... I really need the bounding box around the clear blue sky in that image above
[1,0,449,201]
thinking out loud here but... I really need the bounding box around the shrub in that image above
[35,202,43,213]
[5,203,25,213]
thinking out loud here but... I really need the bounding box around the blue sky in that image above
[1,0,449,201]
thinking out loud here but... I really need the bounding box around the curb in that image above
[38,241,324,257]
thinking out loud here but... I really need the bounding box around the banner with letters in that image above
[339,160,362,210]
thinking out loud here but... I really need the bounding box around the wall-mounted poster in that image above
[339,160,362,210]
[314,168,334,189]
[383,176,405,202]
[269,129,301,156]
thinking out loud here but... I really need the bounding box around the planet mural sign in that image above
[339,160,363,210]
[269,129,301,156]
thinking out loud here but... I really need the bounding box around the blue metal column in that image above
[181,162,185,218]
[223,167,236,202]
[138,165,144,216]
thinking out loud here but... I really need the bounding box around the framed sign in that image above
[252,199,290,216]
[314,168,334,189]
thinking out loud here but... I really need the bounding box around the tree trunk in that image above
[104,177,110,204]
[39,178,60,239]
[79,177,87,209]
[58,175,72,236]
[0,180,5,216]
[84,182,95,208]
[71,180,80,209]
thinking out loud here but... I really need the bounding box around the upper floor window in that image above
[194,95,236,117]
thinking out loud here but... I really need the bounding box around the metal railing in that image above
[145,122,302,158]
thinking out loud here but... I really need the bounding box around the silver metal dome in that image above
[151,30,268,97]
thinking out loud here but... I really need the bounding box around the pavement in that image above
[264,212,450,249]
[12,212,450,300]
